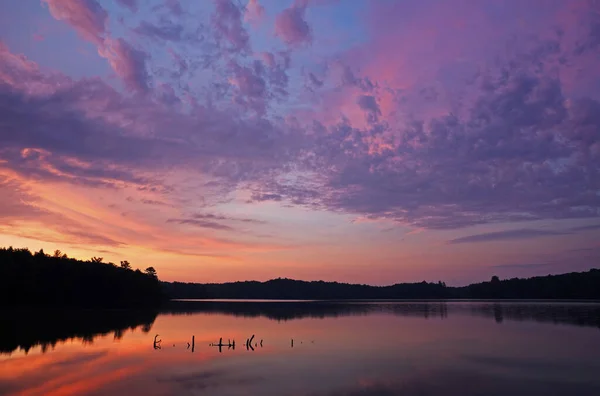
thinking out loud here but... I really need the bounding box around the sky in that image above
[0,0,599,285]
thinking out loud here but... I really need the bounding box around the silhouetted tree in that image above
[145,267,157,278]
[120,260,131,270]
[0,247,164,309]
[53,250,62,258]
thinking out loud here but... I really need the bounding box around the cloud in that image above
[99,38,150,93]
[191,212,266,224]
[228,60,267,112]
[244,0,265,27]
[42,0,107,45]
[0,45,301,190]
[166,218,236,231]
[568,224,600,231]
[274,35,600,229]
[0,175,45,220]
[165,0,183,16]
[356,95,380,114]
[490,262,555,269]
[115,0,137,12]
[275,2,311,47]
[141,199,171,206]
[0,179,124,247]
[166,212,266,232]
[448,229,569,244]
[307,72,323,88]
[134,20,185,42]
[43,0,150,93]
[212,0,250,53]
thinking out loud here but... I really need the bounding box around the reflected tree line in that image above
[2,301,599,356]
[162,300,600,328]
[0,309,158,355]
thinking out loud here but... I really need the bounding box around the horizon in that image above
[4,244,597,289]
[163,268,599,288]
[1,0,600,286]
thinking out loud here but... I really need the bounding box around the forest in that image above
[163,269,600,300]
[2,245,599,305]
[0,247,164,308]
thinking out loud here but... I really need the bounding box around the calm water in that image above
[1,301,600,396]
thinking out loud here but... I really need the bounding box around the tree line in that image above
[162,269,600,300]
[2,244,598,305]
[0,247,163,308]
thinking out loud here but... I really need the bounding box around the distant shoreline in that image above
[170,298,600,303]
[162,269,600,301]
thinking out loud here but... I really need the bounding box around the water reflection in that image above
[0,309,157,355]
[163,300,600,328]
[2,301,600,356]
[1,302,600,395]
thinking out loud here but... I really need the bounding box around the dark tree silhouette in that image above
[145,267,157,278]
[120,260,131,270]
[0,247,164,308]
[162,270,600,300]
[90,256,103,263]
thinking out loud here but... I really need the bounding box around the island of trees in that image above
[0,247,163,308]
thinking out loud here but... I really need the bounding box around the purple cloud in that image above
[134,20,185,42]
[568,224,600,232]
[100,38,150,93]
[191,212,266,224]
[212,0,250,53]
[166,0,183,16]
[275,2,311,47]
[356,95,379,114]
[116,0,137,12]
[307,72,323,87]
[166,218,236,231]
[448,229,570,244]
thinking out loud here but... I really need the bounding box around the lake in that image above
[1,301,600,395]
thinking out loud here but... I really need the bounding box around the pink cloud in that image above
[42,0,149,93]
[42,0,107,45]
[244,0,265,27]
[275,2,311,47]
[99,38,149,93]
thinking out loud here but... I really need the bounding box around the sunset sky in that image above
[0,0,599,285]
